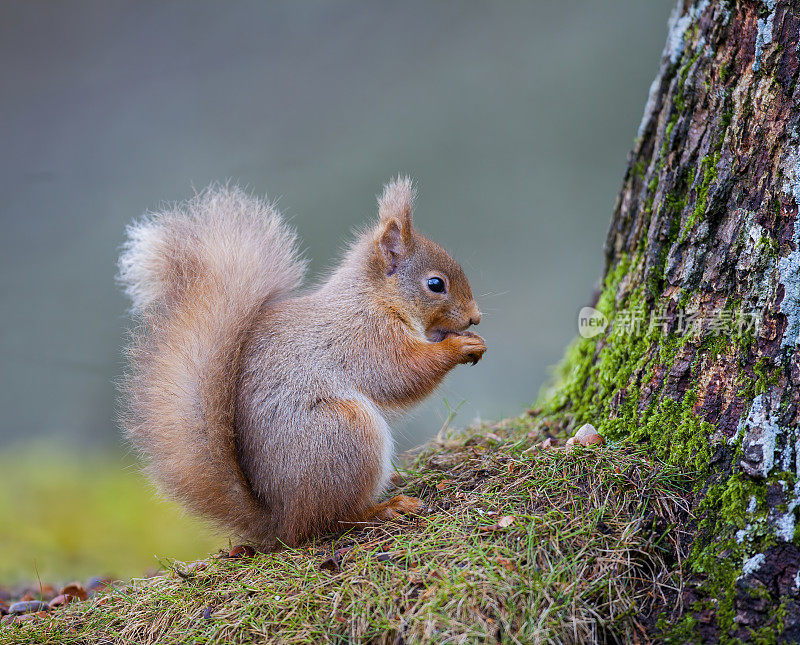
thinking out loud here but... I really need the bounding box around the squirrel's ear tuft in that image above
[376,176,416,275]
[378,176,416,230]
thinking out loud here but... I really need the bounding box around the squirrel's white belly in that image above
[352,392,394,497]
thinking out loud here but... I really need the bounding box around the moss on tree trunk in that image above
[540,0,800,640]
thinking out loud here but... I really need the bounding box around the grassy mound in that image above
[0,417,692,644]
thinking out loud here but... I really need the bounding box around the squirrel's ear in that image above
[377,218,406,275]
[376,176,416,275]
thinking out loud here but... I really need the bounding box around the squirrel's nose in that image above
[469,310,482,326]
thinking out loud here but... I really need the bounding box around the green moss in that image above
[632,160,646,181]
[695,153,720,217]
[683,469,794,641]
[632,163,695,298]
[641,175,660,239]
[681,152,720,241]
[720,106,733,133]
[753,357,781,396]
[756,233,779,259]
[541,253,716,480]
[720,61,730,84]
[674,47,702,114]
[661,118,677,160]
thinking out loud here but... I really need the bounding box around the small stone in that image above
[565,437,579,453]
[9,600,48,615]
[86,577,112,595]
[184,560,210,574]
[574,423,597,441]
[48,594,78,609]
[580,434,604,447]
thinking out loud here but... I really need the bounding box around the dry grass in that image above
[1,418,693,644]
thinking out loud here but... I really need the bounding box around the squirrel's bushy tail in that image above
[118,186,305,542]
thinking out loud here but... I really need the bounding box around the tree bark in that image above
[546,0,800,640]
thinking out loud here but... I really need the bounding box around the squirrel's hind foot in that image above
[366,494,424,522]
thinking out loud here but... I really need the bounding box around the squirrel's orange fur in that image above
[119,178,484,547]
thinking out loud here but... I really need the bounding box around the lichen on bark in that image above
[540,0,800,640]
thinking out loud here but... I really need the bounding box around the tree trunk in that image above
[544,0,800,640]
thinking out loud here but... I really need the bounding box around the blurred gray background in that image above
[0,1,672,452]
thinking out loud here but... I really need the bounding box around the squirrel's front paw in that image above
[449,331,486,365]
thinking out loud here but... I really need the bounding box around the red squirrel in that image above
[118,178,485,548]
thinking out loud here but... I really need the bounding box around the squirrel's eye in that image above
[427,277,445,293]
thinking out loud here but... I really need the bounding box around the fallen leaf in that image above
[479,515,516,532]
[61,583,88,601]
[15,612,46,625]
[496,557,514,571]
[580,434,604,447]
[227,545,256,559]
[435,479,454,491]
[320,546,353,572]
